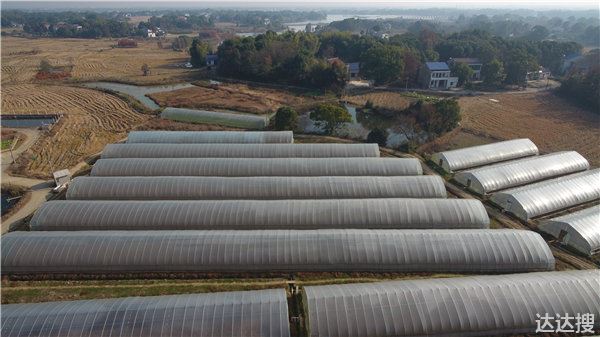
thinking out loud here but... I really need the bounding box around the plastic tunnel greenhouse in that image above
[539,205,600,256]
[431,138,539,173]
[30,199,489,231]
[1,229,554,275]
[1,289,290,337]
[304,270,600,337]
[101,143,381,158]
[90,158,422,176]
[67,176,441,200]
[127,130,294,144]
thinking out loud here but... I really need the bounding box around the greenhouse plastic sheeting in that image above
[454,151,589,194]
[127,130,294,143]
[31,199,489,231]
[67,176,441,200]
[101,143,381,158]
[304,270,600,337]
[161,107,268,129]
[490,168,600,220]
[431,138,538,172]
[1,289,290,337]
[539,205,600,256]
[90,158,422,176]
[1,229,554,275]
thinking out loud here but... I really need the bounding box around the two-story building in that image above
[418,62,458,89]
[448,57,483,81]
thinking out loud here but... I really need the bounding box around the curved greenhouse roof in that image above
[102,143,380,158]
[67,176,442,200]
[454,151,589,195]
[490,169,600,220]
[1,229,553,275]
[539,205,600,256]
[127,130,294,143]
[304,270,600,337]
[431,138,538,172]
[90,158,421,177]
[31,199,489,231]
[1,289,290,337]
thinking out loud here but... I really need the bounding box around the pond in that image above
[1,192,17,216]
[82,82,194,110]
[1,118,56,128]
[299,105,414,148]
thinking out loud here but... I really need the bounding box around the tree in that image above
[481,59,505,87]
[361,45,405,85]
[39,59,52,73]
[309,103,352,135]
[273,106,298,131]
[366,128,388,147]
[451,62,474,86]
[526,25,550,41]
[189,39,210,68]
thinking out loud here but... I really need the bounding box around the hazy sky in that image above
[2,0,599,10]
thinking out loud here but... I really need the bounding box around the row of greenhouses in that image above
[432,138,600,256]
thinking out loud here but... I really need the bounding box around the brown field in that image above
[149,82,328,114]
[1,84,148,178]
[344,91,413,111]
[424,92,600,167]
[1,36,192,85]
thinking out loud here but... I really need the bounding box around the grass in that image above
[1,273,463,304]
[1,139,13,150]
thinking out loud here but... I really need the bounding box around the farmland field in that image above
[343,91,413,111]
[1,36,191,85]
[149,82,328,114]
[1,84,148,178]
[424,92,600,167]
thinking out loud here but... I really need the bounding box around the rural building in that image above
[453,151,589,195]
[52,169,70,187]
[431,138,539,173]
[448,57,483,80]
[31,198,491,231]
[66,176,438,200]
[418,62,458,89]
[539,205,600,256]
[90,158,421,177]
[0,229,554,274]
[526,66,551,80]
[304,270,600,337]
[101,143,381,158]
[2,289,290,337]
[347,62,360,79]
[205,54,218,67]
[127,130,293,143]
[117,39,138,48]
[490,168,600,220]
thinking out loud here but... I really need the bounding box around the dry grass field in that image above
[2,84,148,178]
[149,82,327,114]
[344,91,413,111]
[423,92,600,167]
[1,36,191,85]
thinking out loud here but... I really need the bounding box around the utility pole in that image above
[9,136,19,163]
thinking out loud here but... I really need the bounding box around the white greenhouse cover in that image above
[127,130,294,143]
[30,199,489,231]
[454,151,589,194]
[90,158,422,176]
[1,289,290,337]
[490,169,600,220]
[431,138,538,172]
[539,205,600,256]
[1,230,554,275]
[101,143,381,158]
[67,176,442,200]
[304,270,600,337]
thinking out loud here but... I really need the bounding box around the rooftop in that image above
[425,62,450,71]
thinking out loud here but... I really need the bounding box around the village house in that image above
[418,62,458,89]
[448,57,483,81]
[206,54,218,68]
[347,62,360,80]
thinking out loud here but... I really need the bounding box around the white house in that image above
[418,62,458,89]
